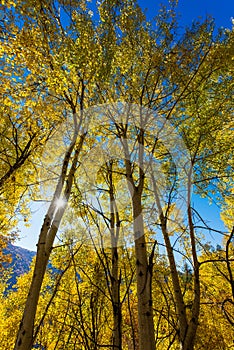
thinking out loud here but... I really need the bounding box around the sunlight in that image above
[55,197,66,209]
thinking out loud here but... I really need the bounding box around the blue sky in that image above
[16,0,232,251]
[138,0,234,30]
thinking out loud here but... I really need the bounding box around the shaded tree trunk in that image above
[109,160,122,350]
[111,246,122,349]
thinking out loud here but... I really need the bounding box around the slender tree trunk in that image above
[133,193,156,350]
[160,214,188,347]
[120,127,155,350]
[109,161,122,349]
[14,223,53,350]
[112,246,122,350]
[183,174,200,350]
[151,169,200,350]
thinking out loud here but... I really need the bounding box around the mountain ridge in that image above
[3,243,36,289]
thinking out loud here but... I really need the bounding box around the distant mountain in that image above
[3,244,36,289]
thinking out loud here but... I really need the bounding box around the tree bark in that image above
[133,193,156,350]
[109,161,122,350]
[120,127,156,350]
[111,246,122,350]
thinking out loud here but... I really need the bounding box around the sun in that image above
[55,197,66,209]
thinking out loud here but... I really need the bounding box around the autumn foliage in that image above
[0,0,233,349]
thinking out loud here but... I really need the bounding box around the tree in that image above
[0,0,66,266]
[197,243,234,349]
[92,5,233,349]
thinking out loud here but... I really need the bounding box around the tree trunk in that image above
[151,169,200,350]
[133,193,156,350]
[120,127,155,350]
[14,114,85,349]
[112,246,122,350]
[14,220,53,350]
[109,161,122,350]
